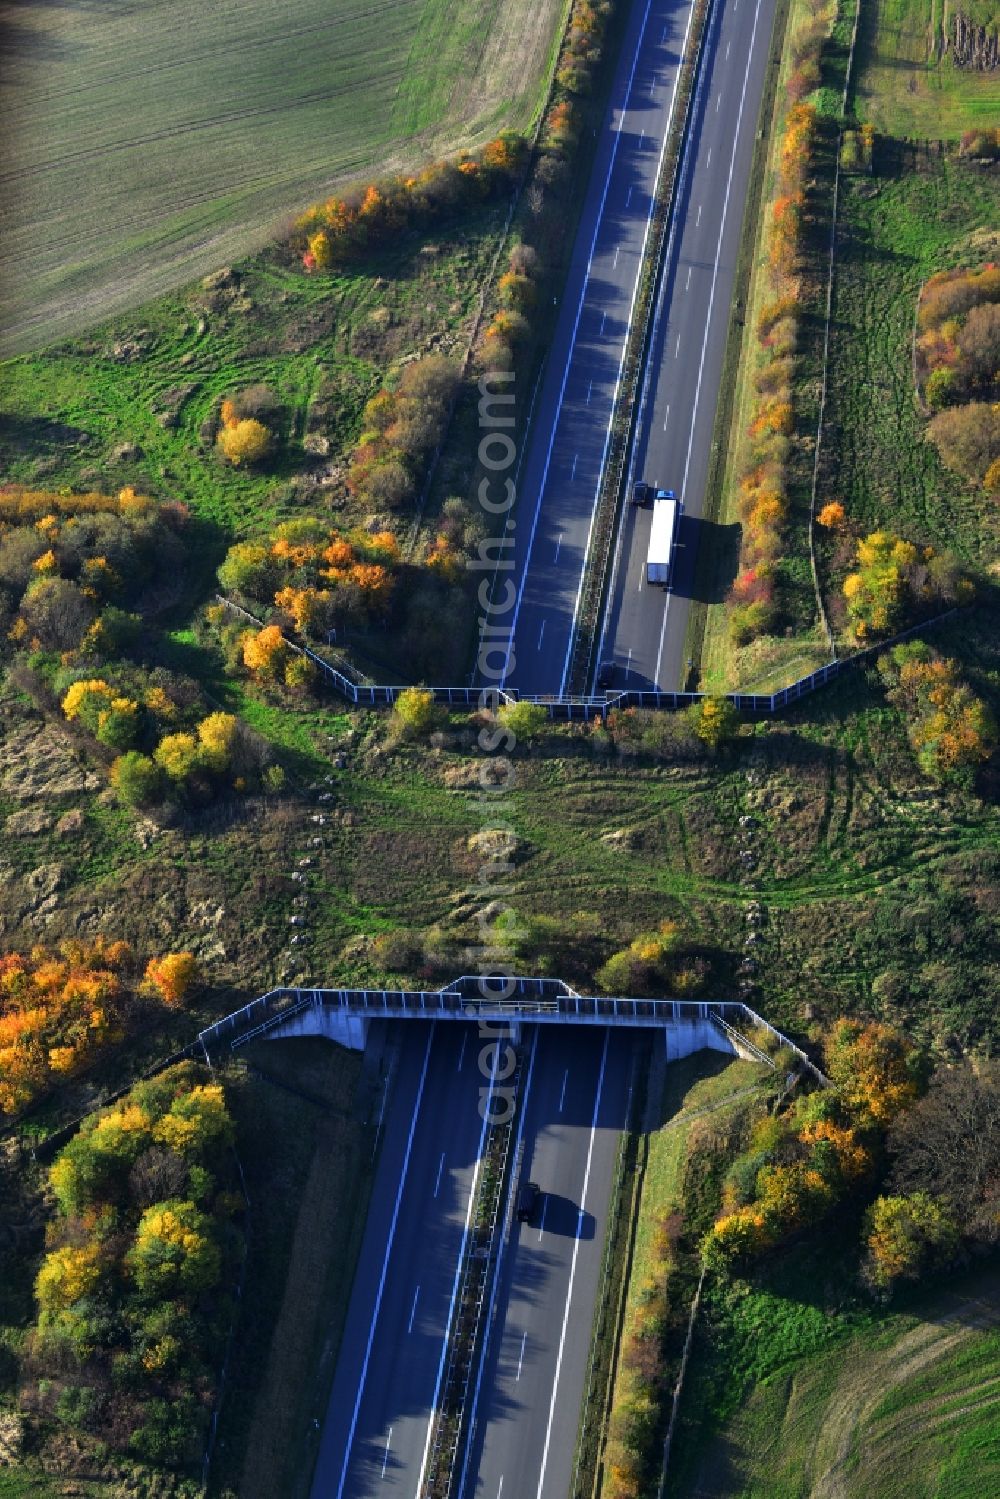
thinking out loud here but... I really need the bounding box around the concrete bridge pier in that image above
[261,1001,369,1052]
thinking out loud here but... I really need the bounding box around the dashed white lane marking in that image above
[586,379,593,403]
[639,129,645,148]
[663,401,671,431]
[686,265,692,289]
[457,1032,468,1070]
[599,309,606,335]
[626,647,633,677]
[516,1331,528,1381]
[559,1068,569,1111]
[538,619,546,650]
[333,1029,433,1499]
[535,1031,611,1495]
[717,92,722,111]
[536,1193,549,1242]
[707,146,712,166]
[381,1429,392,1478]
[655,0,767,690]
[696,203,702,226]
[626,185,633,207]
[554,531,563,563]
[433,1151,445,1197]
[500,0,666,689]
[613,243,620,269]
[571,452,579,479]
[407,1287,419,1334]
[675,334,681,358]
[726,40,731,58]
[417,1047,498,1494]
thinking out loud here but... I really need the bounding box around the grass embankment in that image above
[213,1039,374,1499]
[0,0,566,353]
[692,0,836,695]
[819,147,1000,583]
[854,0,1000,139]
[597,1053,773,1498]
[696,0,1000,692]
[670,1259,1000,1497]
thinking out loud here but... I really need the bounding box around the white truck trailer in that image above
[645,489,680,586]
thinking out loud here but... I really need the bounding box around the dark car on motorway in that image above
[596,661,615,690]
[632,480,651,506]
[516,1181,540,1224]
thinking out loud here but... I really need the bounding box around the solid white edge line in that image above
[415,1038,500,1493]
[590,0,710,688]
[557,0,698,695]
[654,0,766,686]
[333,1026,435,1499]
[455,1030,540,1495]
[499,0,659,687]
[535,1028,611,1497]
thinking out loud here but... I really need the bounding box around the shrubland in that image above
[21,1064,242,1472]
[0,941,198,1118]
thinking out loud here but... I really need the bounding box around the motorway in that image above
[500,0,780,695]
[462,1027,633,1499]
[309,1023,633,1498]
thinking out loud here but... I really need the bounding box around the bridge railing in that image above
[198,979,822,1060]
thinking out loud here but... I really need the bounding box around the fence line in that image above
[217,593,958,720]
[807,0,864,655]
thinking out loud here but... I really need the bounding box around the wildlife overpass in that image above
[198,973,825,1081]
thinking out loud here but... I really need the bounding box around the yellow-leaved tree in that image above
[35,1241,103,1315]
[242,624,289,679]
[143,952,199,1007]
[127,1200,221,1296]
[154,732,201,782]
[217,417,271,467]
[196,712,239,773]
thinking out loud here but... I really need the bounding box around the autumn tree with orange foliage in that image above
[817,500,846,530]
[878,641,997,783]
[242,624,290,679]
[0,939,190,1115]
[295,134,527,266]
[727,10,830,646]
[142,953,200,1008]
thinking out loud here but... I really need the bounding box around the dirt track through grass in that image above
[0,0,563,353]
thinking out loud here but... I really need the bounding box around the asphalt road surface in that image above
[498,0,778,695]
[310,1023,491,1498]
[462,1026,634,1499]
[598,0,778,692]
[309,1023,633,1498]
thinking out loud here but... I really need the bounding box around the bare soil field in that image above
[0,0,565,353]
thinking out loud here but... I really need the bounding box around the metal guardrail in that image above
[710,1013,776,1069]
[567,0,716,695]
[421,1048,525,1496]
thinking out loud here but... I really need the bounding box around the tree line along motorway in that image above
[309,1023,634,1498]
[310,0,783,1489]
[500,0,780,697]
